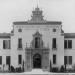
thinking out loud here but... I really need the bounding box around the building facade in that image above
[0,7,74,72]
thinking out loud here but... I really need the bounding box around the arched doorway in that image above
[33,54,41,68]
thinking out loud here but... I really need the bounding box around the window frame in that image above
[53,54,56,64]
[52,38,57,49]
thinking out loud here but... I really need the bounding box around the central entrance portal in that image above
[33,54,41,68]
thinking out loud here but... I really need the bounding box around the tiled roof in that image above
[13,21,62,25]
[0,33,13,38]
[64,33,75,38]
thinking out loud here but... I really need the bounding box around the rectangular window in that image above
[3,40,11,49]
[53,55,56,64]
[52,38,56,49]
[6,56,10,65]
[64,56,67,65]
[68,40,72,49]
[64,56,72,65]
[0,56,2,65]
[3,40,6,49]
[69,56,72,65]
[18,55,22,64]
[64,40,67,49]
[18,38,22,49]
[64,40,72,49]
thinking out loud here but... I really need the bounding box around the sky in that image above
[0,0,75,33]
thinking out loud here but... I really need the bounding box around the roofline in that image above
[64,33,75,38]
[0,33,14,38]
[13,21,62,25]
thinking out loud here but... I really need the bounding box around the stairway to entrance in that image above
[24,69,49,74]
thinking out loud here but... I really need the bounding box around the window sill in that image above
[52,48,57,50]
[4,48,10,50]
[64,48,72,50]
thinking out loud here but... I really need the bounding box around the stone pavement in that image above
[0,69,74,75]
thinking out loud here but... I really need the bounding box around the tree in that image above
[50,60,52,72]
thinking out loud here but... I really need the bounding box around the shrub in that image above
[10,65,15,72]
[16,67,22,72]
[52,67,59,72]
[60,65,65,72]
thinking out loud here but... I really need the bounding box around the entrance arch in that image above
[33,54,41,68]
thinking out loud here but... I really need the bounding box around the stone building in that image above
[0,7,74,72]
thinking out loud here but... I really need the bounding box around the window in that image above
[3,40,6,49]
[18,29,22,32]
[64,56,72,65]
[64,56,67,65]
[69,56,72,64]
[64,40,67,49]
[18,38,22,49]
[53,29,56,32]
[68,40,72,49]
[52,38,56,49]
[6,56,10,65]
[53,55,56,64]
[35,37,40,48]
[18,55,22,64]
[64,40,72,49]
[3,40,10,49]
[0,56,2,65]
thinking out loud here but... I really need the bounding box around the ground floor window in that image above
[64,56,72,65]
[6,56,10,65]
[53,55,56,64]
[18,55,22,64]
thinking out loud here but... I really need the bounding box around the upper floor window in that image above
[18,29,22,32]
[53,29,56,32]
[18,38,22,49]
[52,38,57,49]
[35,37,40,48]
[3,40,11,49]
[64,40,72,49]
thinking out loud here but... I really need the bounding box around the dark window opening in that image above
[64,56,67,65]
[18,29,22,32]
[64,40,72,49]
[35,37,40,48]
[52,38,56,49]
[64,40,67,49]
[68,40,72,49]
[6,56,10,65]
[18,55,22,64]
[64,56,72,65]
[3,40,10,49]
[53,55,56,64]
[53,29,56,32]
[18,38,22,49]
[69,56,72,64]
[3,40,6,49]
[9,40,11,49]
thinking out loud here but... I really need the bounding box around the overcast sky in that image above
[0,0,75,33]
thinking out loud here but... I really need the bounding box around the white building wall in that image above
[11,24,64,69]
[0,38,11,71]
[64,38,75,67]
